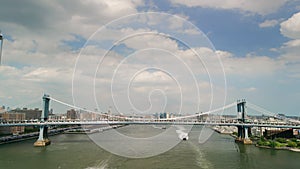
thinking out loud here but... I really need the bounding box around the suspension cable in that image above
[48,96,238,121]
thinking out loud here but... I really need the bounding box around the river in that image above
[0,125,299,169]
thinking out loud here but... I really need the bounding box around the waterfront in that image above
[0,126,299,169]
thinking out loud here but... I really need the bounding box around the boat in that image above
[182,135,189,141]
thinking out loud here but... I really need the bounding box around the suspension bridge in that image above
[1,94,300,146]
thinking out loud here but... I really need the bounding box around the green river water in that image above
[0,125,299,169]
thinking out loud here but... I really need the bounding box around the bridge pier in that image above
[34,94,51,147]
[259,127,264,137]
[235,99,252,144]
[236,126,252,144]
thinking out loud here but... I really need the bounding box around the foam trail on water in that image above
[85,159,109,169]
[189,141,213,169]
[152,125,166,129]
[175,126,189,140]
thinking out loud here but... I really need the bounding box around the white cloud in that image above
[216,50,233,58]
[0,65,73,109]
[223,55,284,76]
[23,67,72,82]
[270,48,279,52]
[176,47,284,77]
[133,71,173,83]
[170,0,288,15]
[259,19,280,28]
[0,65,22,77]
[123,33,179,51]
[280,12,300,39]
[284,39,300,47]
[245,87,257,92]
[278,12,300,78]
[278,40,300,78]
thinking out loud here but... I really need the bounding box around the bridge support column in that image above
[34,94,51,147]
[244,127,249,139]
[235,99,252,144]
[243,127,252,144]
[235,126,252,144]
[259,127,265,137]
[237,126,243,138]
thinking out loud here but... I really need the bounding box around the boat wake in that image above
[85,159,109,169]
[176,126,189,140]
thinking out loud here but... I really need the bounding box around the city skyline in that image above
[0,1,300,115]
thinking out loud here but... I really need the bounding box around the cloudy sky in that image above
[0,0,300,116]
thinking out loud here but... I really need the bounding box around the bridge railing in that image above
[1,118,300,126]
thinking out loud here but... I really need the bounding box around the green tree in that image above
[257,140,264,146]
[275,138,287,143]
[287,141,297,148]
[269,141,276,148]
[290,138,297,142]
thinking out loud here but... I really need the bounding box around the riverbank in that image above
[0,127,74,145]
[255,138,300,153]
[255,144,300,152]
[212,125,300,153]
[0,125,126,145]
[212,126,237,135]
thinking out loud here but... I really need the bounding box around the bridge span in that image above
[1,120,300,129]
[1,94,300,146]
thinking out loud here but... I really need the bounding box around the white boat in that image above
[176,129,189,141]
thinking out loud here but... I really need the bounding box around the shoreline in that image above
[0,130,65,145]
[212,126,300,153]
[255,144,300,152]
[0,127,74,145]
[0,125,125,145]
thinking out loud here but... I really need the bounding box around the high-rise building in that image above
[160,112,167,119]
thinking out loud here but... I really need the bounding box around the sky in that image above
[0,0,300,116]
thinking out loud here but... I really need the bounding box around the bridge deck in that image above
[1,121,300,129]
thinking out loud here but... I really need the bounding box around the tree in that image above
[287,141,297,148]
[270,141,276,148]
[275,138,287,143]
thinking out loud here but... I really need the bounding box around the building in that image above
[67,109,78,120]
[197,113,208,121]
[160,112,167,119]
[49,113,67,121]
[11,108,42,120]
[166,112,170,119]
[80,111,93,120]
[0,112,25,135]
[0,106,5,111]
[264,128,294,139]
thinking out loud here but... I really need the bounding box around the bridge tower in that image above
[235,99,252,144]
[34,94,51,146]
[0,31,3,65]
